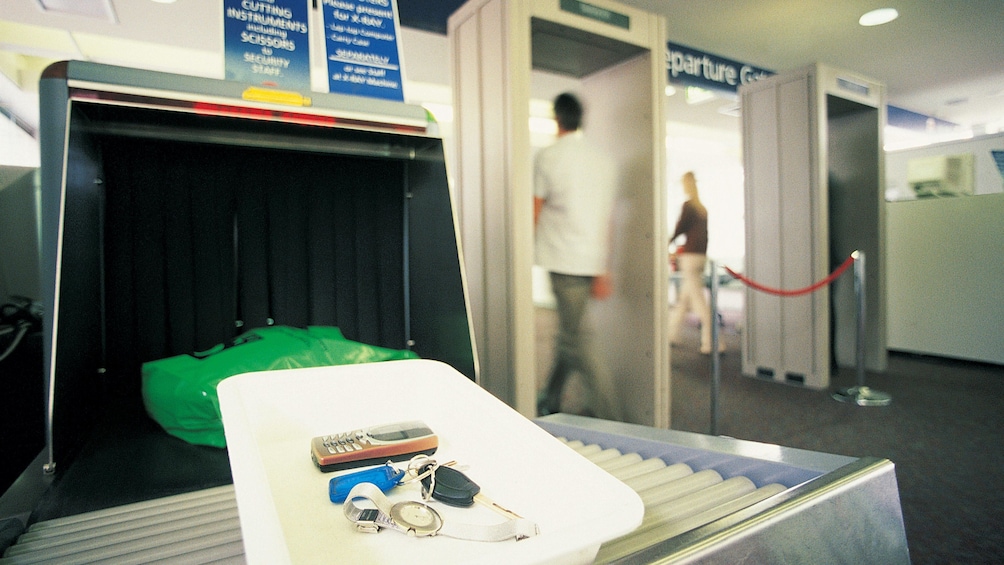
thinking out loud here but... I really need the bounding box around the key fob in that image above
[421,465,481,507]
[330,464,405,503]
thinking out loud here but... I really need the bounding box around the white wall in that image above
[0,166,39,301]
[0,115,39,168]
[884,133,1004,365]
[885,192,1004,364]
[665,121,744,270]
[0,52,42,167]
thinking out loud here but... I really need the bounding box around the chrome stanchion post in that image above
[709,260,721,435]
[855,250,867,389]
[833,250,891,406]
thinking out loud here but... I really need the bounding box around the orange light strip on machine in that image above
[190,101,339,127]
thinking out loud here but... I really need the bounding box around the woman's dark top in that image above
[671,199,708,254]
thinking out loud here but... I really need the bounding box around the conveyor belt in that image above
[0,485,245,565]
[556,438,789,563]
[0,442,783,565]
[538,414,911,564]
[2,442,783,565]
[4,415,911,564]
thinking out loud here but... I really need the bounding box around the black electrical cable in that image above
[0,321,30,363]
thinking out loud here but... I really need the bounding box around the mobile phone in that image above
[310,420,438,472]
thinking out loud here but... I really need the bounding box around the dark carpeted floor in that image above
[669,324,1004,565]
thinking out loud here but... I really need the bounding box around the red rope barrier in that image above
[724,254,856,297]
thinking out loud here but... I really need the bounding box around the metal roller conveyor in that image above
[536,414,911,564]
[607,457,668,481]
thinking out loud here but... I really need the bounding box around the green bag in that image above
[142,326,419,447]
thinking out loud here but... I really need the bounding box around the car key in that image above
[420,464,524,520]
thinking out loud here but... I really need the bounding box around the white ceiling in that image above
[1,0,1003,139]
[646,0,1004,135]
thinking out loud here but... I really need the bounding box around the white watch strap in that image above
[439,516,539,542]
[344,482,396,517]
[343,482,539,542]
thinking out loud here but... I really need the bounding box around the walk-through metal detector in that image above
[448,0,670,425]
[740,63,888,390]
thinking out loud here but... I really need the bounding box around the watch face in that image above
[391,501,442,536]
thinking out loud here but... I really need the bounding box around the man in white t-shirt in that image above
[534,92,621,420]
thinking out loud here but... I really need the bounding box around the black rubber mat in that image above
[28,402,232,524]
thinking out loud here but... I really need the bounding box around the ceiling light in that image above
[859,8,898,27]
[718,104,740,117]
[37,0,117,22]
[684,87,716,105]
[150,0,177,3]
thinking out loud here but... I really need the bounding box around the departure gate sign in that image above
[322,0,405,102]
[223,0,311,90]
[666,42,772,94]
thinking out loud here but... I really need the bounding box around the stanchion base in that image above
[832,386,892,406]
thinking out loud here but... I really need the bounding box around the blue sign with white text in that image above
[993,151,1004,182]
[322,0,405,102]
[666,42,773,94]
[223,0,311,90]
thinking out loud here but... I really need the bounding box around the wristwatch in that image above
[343,482,539,541]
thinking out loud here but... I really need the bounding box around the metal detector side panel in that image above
[448,0,669,425]
[741,70,825,388]
[740,63,887,390]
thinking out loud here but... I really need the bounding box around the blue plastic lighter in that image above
[329,464,406,503]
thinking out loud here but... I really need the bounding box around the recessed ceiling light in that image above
[37,0,117,22]
[859,8,898,26]
[150,0,177,3]
[684,86,716,105]
[718,104,740,117]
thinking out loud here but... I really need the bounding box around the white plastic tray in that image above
[217,359,643,565]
